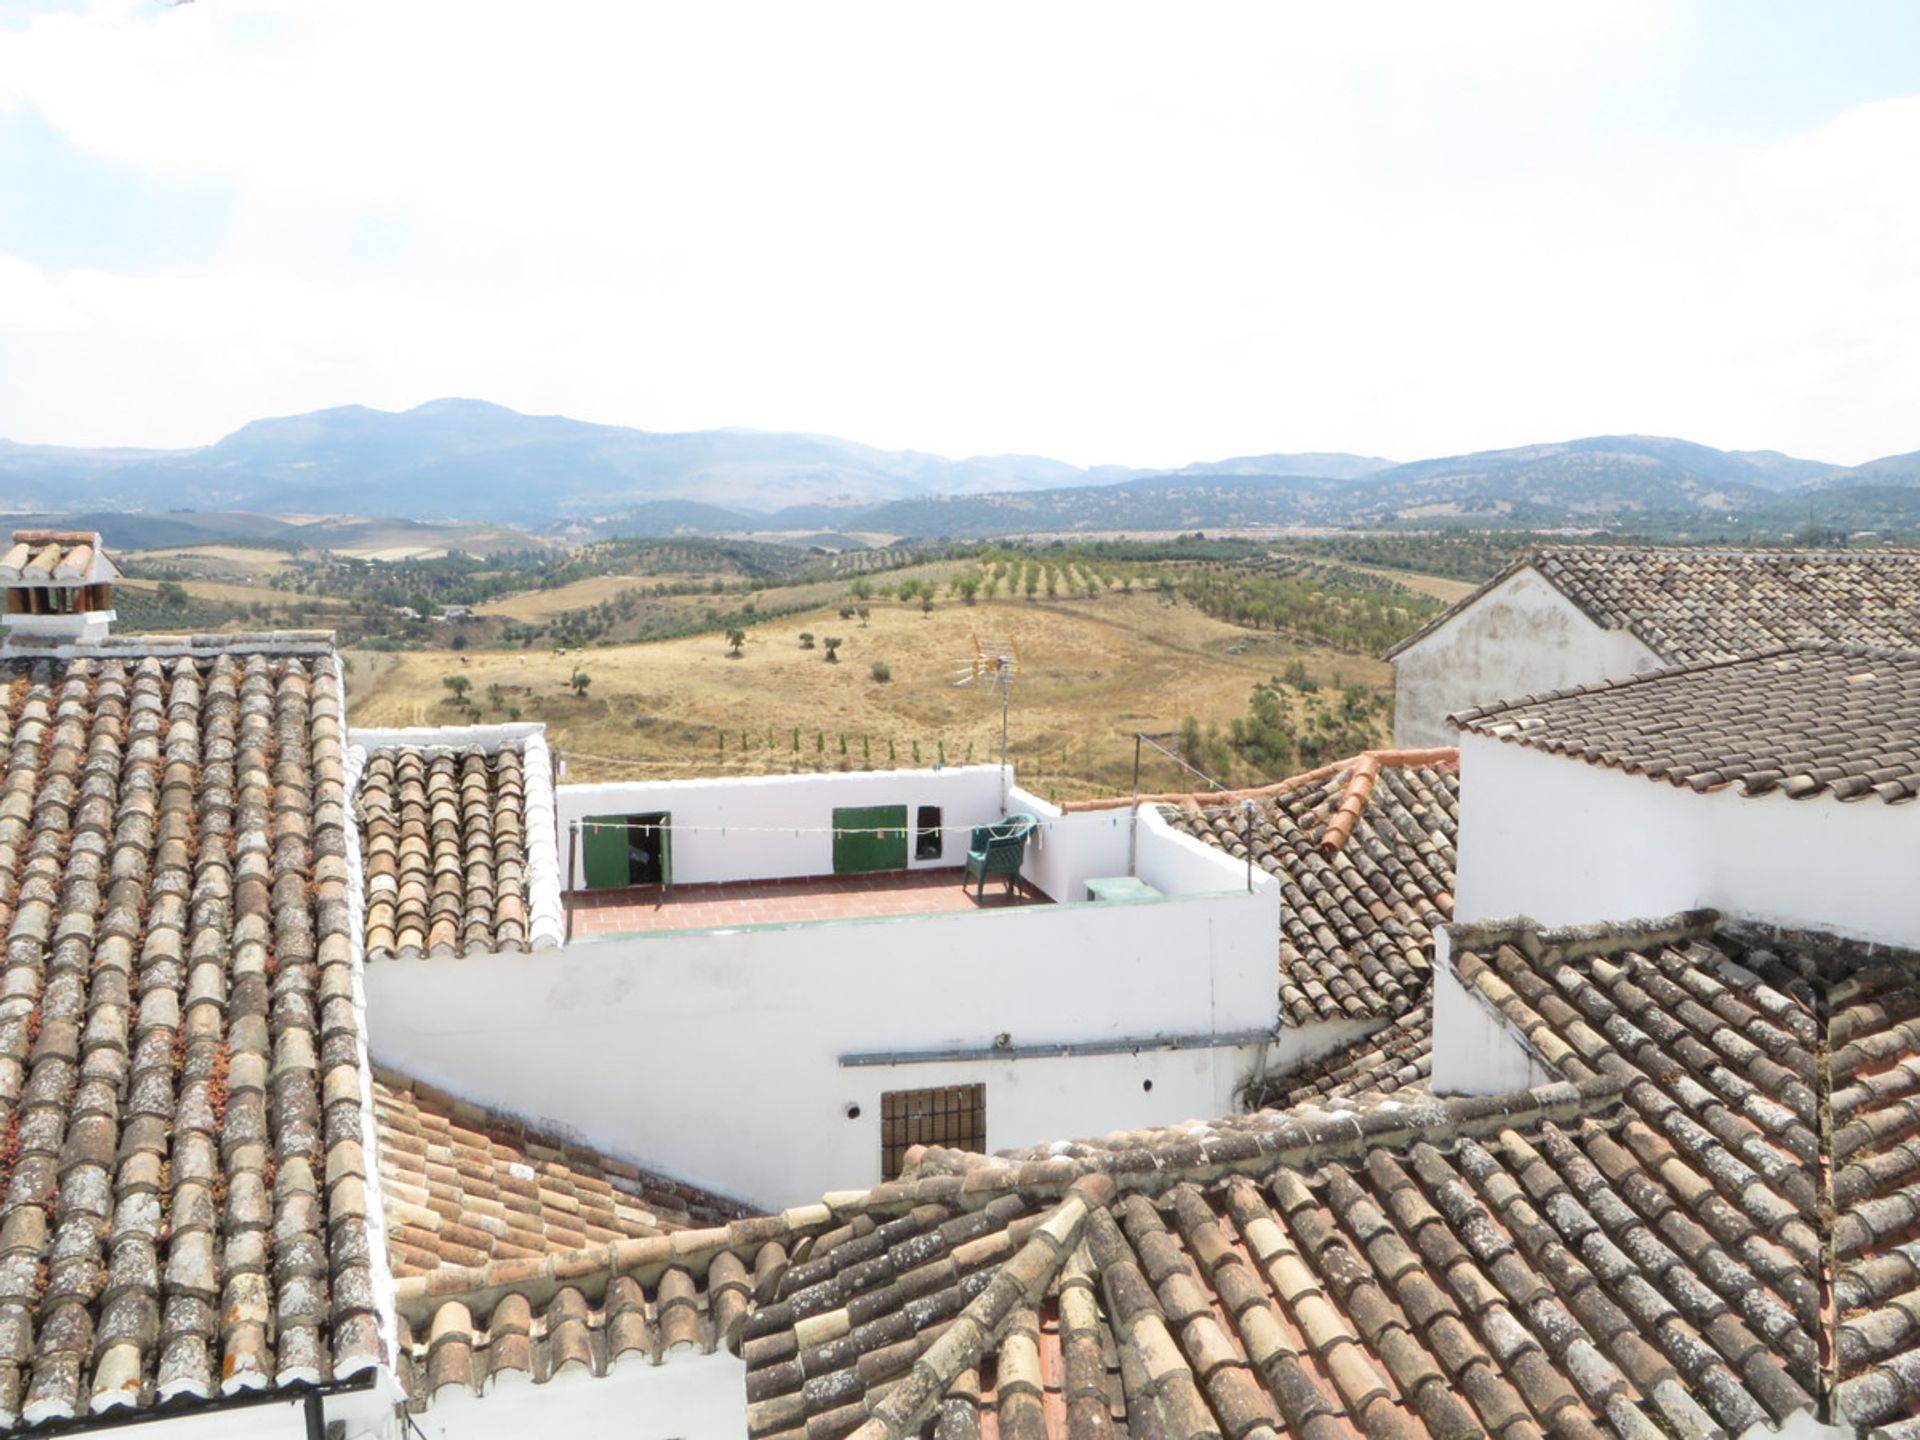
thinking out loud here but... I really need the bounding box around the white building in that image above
[1433,641,1920,1097]
[1387,546,1920,747]
[347,730,1280,1209]
[13,531,1913,1440]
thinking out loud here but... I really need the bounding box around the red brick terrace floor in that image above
[565,868,1048,937]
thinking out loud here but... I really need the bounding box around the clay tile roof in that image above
[1252,1007,1432,1111]
[737,1050,1840,1440]
[753,906,1920,1440]
[373,1072,771,1410]
[356,743,531,958]
[1163,751,1458,1025]
[1447,912,1920,1436]
[389,1207,811,1409]
[1389,545,1920,663]
[0,531,117,586]
[1451,643,1920,803]
[0,645,383,1428]
[372,1068,749,1279]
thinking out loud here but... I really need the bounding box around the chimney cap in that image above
[10,529,104,546]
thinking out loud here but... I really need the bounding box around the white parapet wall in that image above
[554,765,1009,887]
[364,870,1279,1208]
[1004,786,1256,903]
[1454,732,1920,948]
[1391,565,1662,748]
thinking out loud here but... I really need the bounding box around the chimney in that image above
[0,530,121,645]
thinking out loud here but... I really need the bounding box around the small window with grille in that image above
[880,1084,985,1179]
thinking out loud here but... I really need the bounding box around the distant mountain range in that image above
[2,398,1916,539]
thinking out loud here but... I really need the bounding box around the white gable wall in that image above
[1454,733,1920,948]
[1429,929,1556,1097]
[1392,566,1663,748]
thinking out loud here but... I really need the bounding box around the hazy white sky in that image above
[1,1,1917,467]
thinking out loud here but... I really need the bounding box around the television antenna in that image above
[954,633,1020,800]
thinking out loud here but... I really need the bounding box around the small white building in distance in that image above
[1387,546,1920,747]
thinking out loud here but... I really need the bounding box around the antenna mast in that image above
[953,633,1020,810]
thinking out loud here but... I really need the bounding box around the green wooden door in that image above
[582,816,629,889]
[581,813,671,889]
[833,805,908,874]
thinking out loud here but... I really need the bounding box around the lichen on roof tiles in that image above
[1253,1007,1432,1111]
[1446,914,1920,1435]
[0,646,383,1428]
[1163,752,1458,1025]
[390,1213,801,1408]
[356,742,532,958]
[739,1066,1822,1440]
[1451,642,1920,803]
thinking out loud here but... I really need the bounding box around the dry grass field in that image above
[346,589,1389,800]
[116,576,354,609]
[124,546,303,581]
[1344,564,1476,603]
[475,574,671,622]
[472,558,980,639]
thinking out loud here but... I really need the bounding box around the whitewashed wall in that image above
[365,879,1278,1208]
[1391,567,1662,747]
[1428,930,1555,1097]
[1135,805,1263,897]
[1455,733,1920,947]
[1267,1015,1382,1077]
[406,1353,743,1440]
[1005,789,1253,903]
[109,1383,407,1440]
[1007,787,1130,901]
[554,767,1007,887]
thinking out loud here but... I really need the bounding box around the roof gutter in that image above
[22,1375,380,1438]
[839,1028,1274,1066]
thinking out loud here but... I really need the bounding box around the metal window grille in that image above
[880,1084,985,1179]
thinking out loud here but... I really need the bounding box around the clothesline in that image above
[566,815,1124,838]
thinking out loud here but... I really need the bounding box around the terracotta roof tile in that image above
[0,645,383,1428]
[372,1068,749,1280]
[1445,915,1920,1434]
[738,1066,1827,1440]
[1451,643,1920,804]
[1164,753,1457,1025]
[356,743,532,958]
[1253,1009,1433,1111]
[0,533,117,587]
[744,908,1920,1439]
[391,1210,811,1410]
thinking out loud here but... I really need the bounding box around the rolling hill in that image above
[0,399,1387,521]
[7,399,1917,539]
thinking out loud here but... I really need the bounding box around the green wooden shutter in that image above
[832,805,908,874]
[582,816,629,889]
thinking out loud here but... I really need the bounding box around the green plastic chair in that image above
[964,814,1038,897]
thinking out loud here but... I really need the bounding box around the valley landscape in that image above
[15,397,1910,802]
